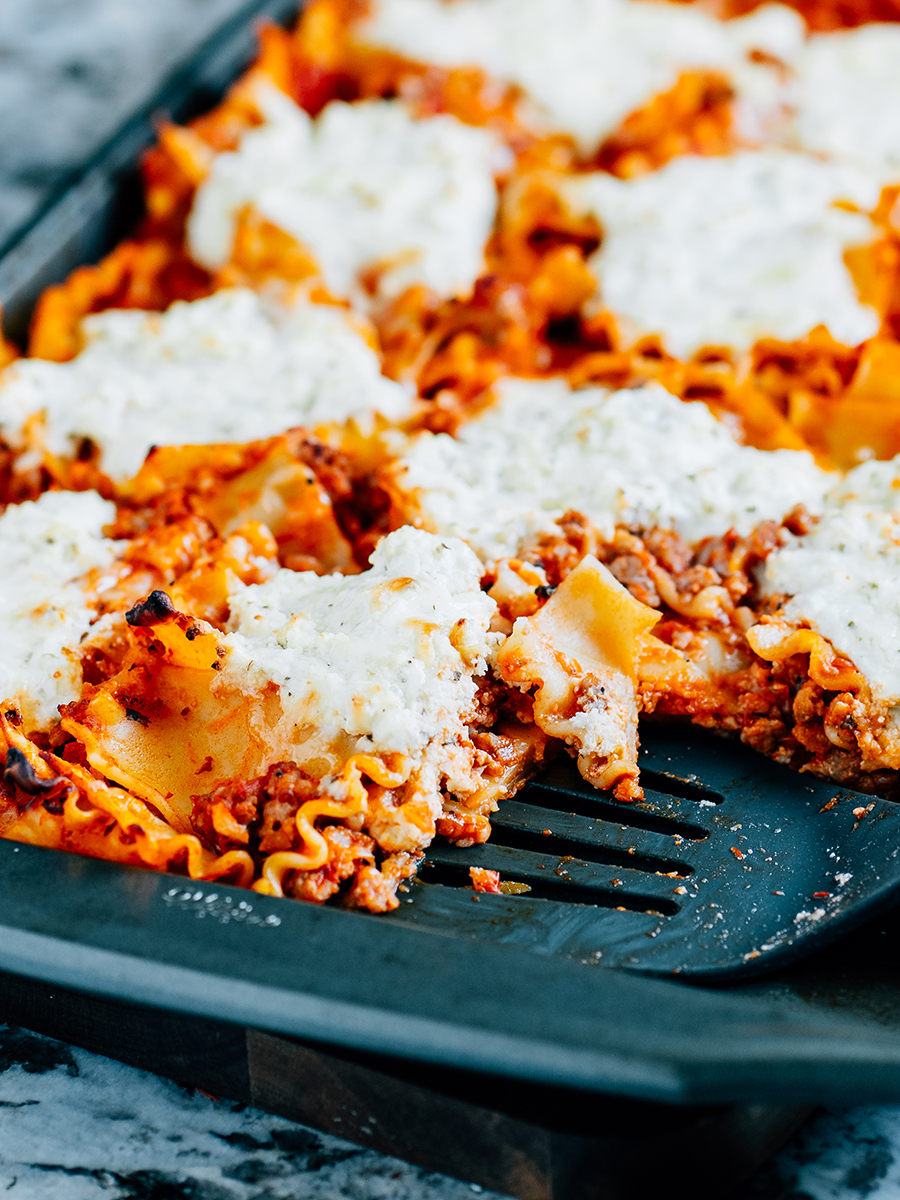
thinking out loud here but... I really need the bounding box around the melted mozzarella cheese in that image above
[795,25,900,181]
[0,288,411,482]
[360,0,805,152]
[188,87,501,303]
[762,458,900,704]
[563,150,881,358]
[397,377,831,561]
[0,491,117,729]
[224,525,498,760]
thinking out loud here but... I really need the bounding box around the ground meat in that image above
[641,527,692,575]
[257,795,299,854]
[345,850,423,913]
[436,806,492,847]
[289,825,377,903]
[294,433,391,566]
[740,716,790,757]
[696,521,781,602]
[607,553,660,608]
[191,761,319,855]
[525,509,600,585]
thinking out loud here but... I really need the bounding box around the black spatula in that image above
[393,724,900,978]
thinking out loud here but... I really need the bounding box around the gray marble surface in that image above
[1,1021,900,1200]
[0,1024,507,1200]
[0,0,266,252]
[749,1108,900,1198]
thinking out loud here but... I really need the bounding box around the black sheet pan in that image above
[3,831,900,1107]
[0,0,300,345]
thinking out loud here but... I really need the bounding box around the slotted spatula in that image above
[391,724,900,978]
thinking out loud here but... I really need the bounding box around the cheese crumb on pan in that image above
[562,151,881,359]
[0,288,411,482]
[396,377,832,561]
[359,0,805,153]
[188,86,502,303]
[795,25,900,181]
[223,525,498,763]
[0,490,117,730]
[761,458,900,705]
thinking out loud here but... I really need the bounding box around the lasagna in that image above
[4,0,900,910]
[187,83,505,306]
[0,288,412,488]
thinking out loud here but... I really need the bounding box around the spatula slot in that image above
[638,769,724,806]
[516,769,712,842]
[518,786,710,841]
[418,857,680,916]
[486,818,694,877]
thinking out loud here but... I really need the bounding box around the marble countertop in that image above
[0,1020,898,1200]
[0,1023,506,1200]
[0,0,265,252]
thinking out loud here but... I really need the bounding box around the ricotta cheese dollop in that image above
[359,0,805,153]
[794,24,900,182]
[188,85,501,304]
[397,377,832,561]
[0,288,411,483]
[223,525,498,761]
[0,490,118,729]
[762,458,900,705]
[563,150,881,359]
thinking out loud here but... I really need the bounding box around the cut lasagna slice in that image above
[0,473,389,894]
[187,83,503,307]
[0,287,411,490]
[53,526,549,908]
[745,457,900,791]
[387,375,833,797]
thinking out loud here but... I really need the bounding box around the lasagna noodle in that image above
[0,712,256,887]
[496,555,665,799]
